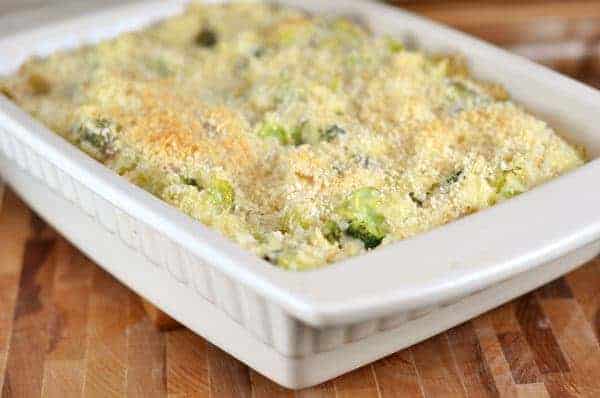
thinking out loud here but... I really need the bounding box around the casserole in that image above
[1,0,599,388]
[0,2,586,271]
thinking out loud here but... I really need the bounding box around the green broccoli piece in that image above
[427,169,464,196]
[445,169,463,185]
[322,125,346,142]
[195,27,218,48]
[258,122,288,144]
[280,208,312,232]
[75,118,120,160]
[492,170,526,199]
[337,187,388,249]
[386,37,404,54]
[409,192,424,207]
[181,176,200,188]
[111,149,139,176]
[450,81,476,97]
[347,218,386,249]
[258,122,302,145]
[323,220,342,243]
[207,178,235,211]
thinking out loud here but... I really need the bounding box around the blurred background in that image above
[1,0,599,88]
[394,0,600,88]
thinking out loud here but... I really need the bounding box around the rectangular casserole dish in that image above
[1,0,600,389]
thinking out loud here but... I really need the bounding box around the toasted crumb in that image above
[0,2,585,270]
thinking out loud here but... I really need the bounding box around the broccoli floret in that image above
[75,118,120,160]
[111,149,139,176]
[337,187,388,249]
[27,73,51,95]
[386,37,404,54]
[449,81,476,98]
[322,125,346,142]
[195,27,218,48]
[181,176,201,188]
[253,47,266,58]
[276,249,321,270]
[428,169,464,195]
[492,170,526,199]
[257,122,302,145]
[347,218,386,249]
[409,192,424,207]
[207,178,235,211]
[323,220,342,243]
[280,208,312,232]
[445,169,463,185]
[258,122,289,144]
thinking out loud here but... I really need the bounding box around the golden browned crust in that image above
[0,2,585,269]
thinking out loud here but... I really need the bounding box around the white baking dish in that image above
[1,0,600,389]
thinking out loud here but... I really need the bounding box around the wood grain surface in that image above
[0,188,598,398]
[395,0,600,85]
[1,1,600,396]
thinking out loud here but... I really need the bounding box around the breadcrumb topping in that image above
[0,2,585,270]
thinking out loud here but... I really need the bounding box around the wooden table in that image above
[0,192,599,398]
[1,1,600,397]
